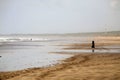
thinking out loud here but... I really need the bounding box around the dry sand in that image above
[0,36,120,80]
[0,53,120,80]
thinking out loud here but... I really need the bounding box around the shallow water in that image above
[0,37,73,72]
[0,44,72,71]
[0,35,120,72]
[61,45,120,53]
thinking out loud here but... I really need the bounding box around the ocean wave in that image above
[0,37,49,42]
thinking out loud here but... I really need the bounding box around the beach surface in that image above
[0,53,120,80]
[0,35,120,80]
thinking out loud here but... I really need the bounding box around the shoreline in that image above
[0,53,120,80]
[0,36,120,80]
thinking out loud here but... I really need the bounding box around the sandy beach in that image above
[0,36,120,80]
[0,53,120,80]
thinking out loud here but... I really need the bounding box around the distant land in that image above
[64,31,120,36]
[0,31,120,36]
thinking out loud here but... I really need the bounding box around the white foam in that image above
[0,36,50,42]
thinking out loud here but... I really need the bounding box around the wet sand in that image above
[0,36,120,80]
[60,36,120,50]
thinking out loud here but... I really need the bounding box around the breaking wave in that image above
[0,37,50,42]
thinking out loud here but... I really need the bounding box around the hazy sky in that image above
[0,0,120,34]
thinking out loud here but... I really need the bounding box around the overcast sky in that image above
[0,0,120,34]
